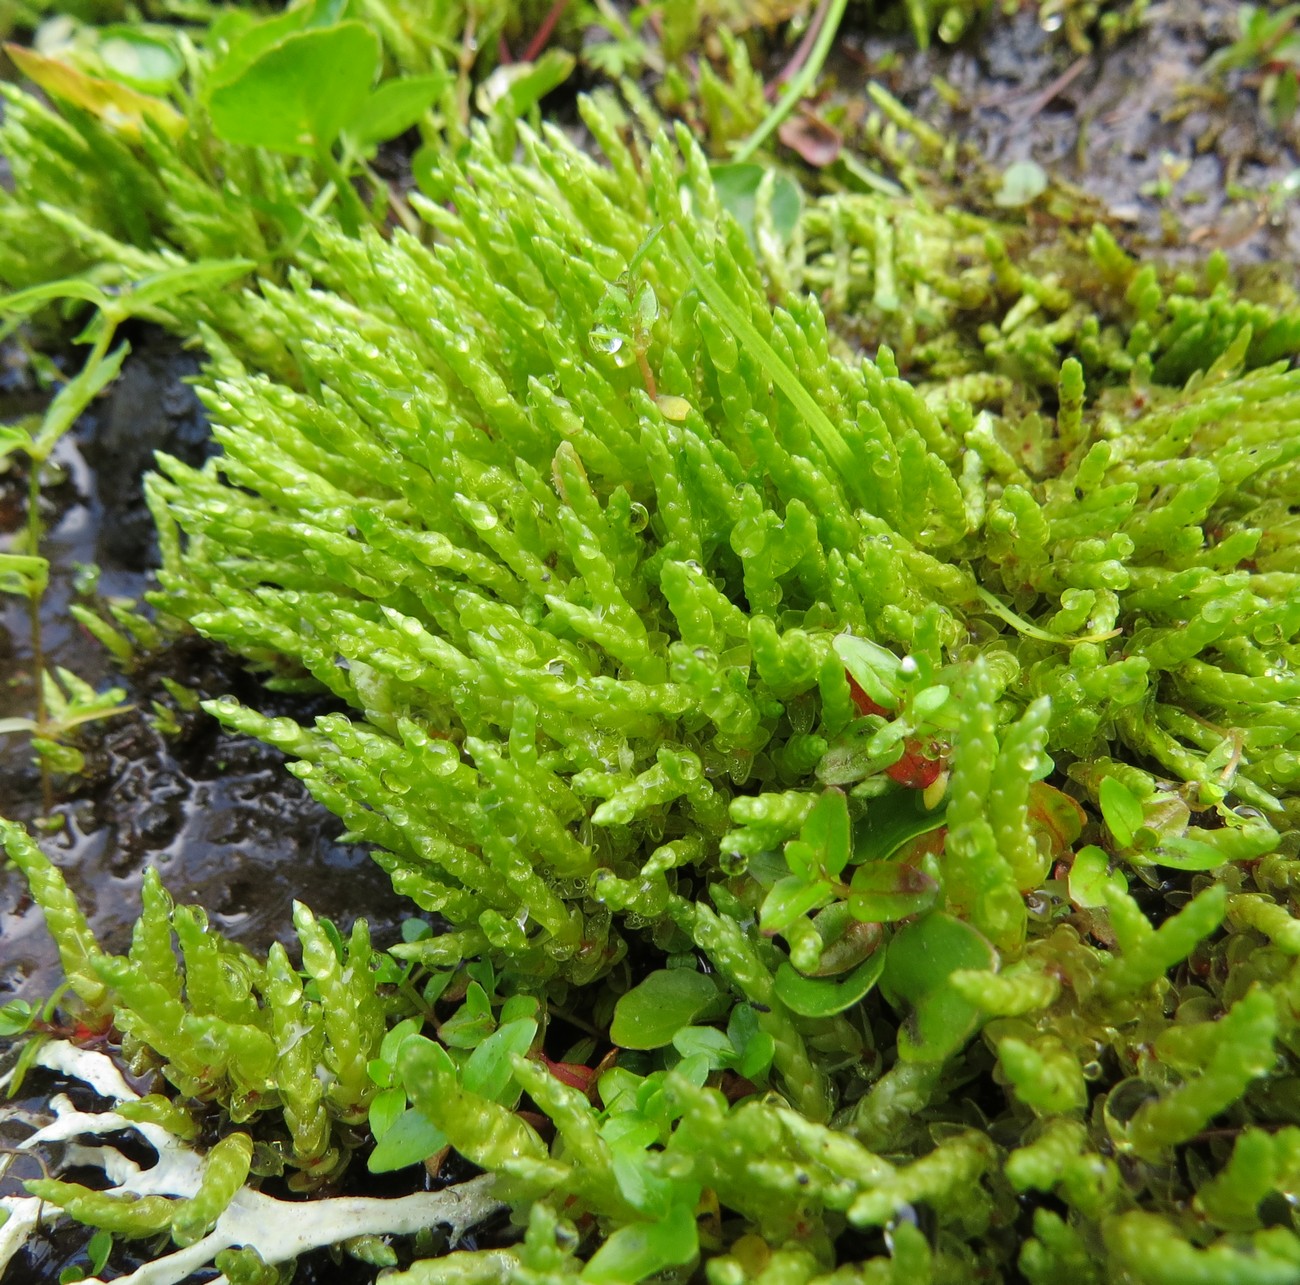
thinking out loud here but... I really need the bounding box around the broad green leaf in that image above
[6,44,184,140]
[462,1018,538,1105]
[881,912,997,1063]
[345,72,452,150]
[853,787,947,863]
[209,0,347,86]
[848,860,939,923]
[726,1003,777,1080]
[399,1035,546,1169]
[1027,781,1085,860]
[1100,776,1144,849]
[366,1105,447,1174]
[1153,836,1231,870]
[774,951,886,1017]
[611,969,719,1050]
[738,1030,775,1081]
[580,1202,699,1284]
[758,875,834,935]
[802,788,852,876]
[710,163,803,246]
[207,23,380,157]
[817,721,888,787]
[378,1017,424,1066]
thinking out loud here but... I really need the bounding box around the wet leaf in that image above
[367,1085,405,1141]
[1069,844,1122,909]
[580,1201,699,1284]
[207,23,380,157]
[611,969,719,1049]
[853,787,947,863]
[367,1106,447,1174]
[462,1018,538,1106]
[1027,781,1086,859]
[759,874,834,934]
[848,860,939,923]
[774,951,886,1017]
[833,635,901,711]
[881,912,997,1063]
[802,787,852,876]
[1152,836,1231,870]
[807,908,883,976]
[1100,776,1145,849]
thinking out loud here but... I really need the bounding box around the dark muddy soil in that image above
[0,329,411,1012]
[843,0,1300,265]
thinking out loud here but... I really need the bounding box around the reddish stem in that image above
[522,0,572,63]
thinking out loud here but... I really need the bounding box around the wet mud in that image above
[844,0,1300,264]
[0,328,410,1012]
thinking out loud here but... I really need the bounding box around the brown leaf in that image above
[778,111,841,166]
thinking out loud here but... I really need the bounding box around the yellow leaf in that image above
[6,44,185,142]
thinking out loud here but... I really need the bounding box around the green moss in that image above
[2,10,1300,1283]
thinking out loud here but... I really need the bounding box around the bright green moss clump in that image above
[3,32,1300,1285]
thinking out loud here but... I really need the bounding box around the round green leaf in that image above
[848,860,939,923]
[710,162,803,247]
[995,159,1048,208]
[98,28,183,92]
[881,912,997,1063]
[774,951,886,1017]
[611,969,719,1050]
[580,1202,699,1284]
[207,22,380,157]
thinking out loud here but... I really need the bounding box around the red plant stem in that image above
[767,0,833,102]
[522,0,572,63]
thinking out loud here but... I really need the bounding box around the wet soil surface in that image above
[0,328,410,1012]
[843,0,1300,265]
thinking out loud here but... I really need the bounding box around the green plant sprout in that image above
[0,261,247,808]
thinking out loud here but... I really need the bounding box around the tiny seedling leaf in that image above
[710,163,803,246]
